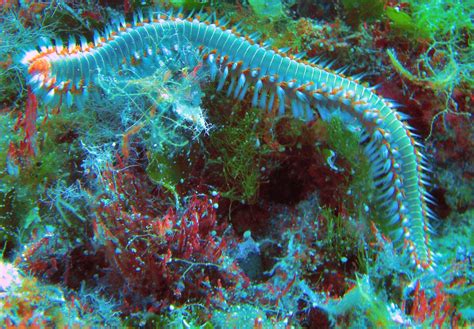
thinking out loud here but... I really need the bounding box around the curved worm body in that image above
[21,9,434,269]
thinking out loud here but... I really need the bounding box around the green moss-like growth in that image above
[168,0,215,10]
[146,149,187,205]
[0,108,89,250]
[385,7,429,40]
[323,118,374,213]
[342,0,385,27]
[248,0,284,19]
[0,113,20,174]
[386,0,473,42]
[0,65,20,106]
[207,106,270,204]
[384,1,472,132]
[319,207,367,269]
[12,110,82,191]
[0,112,36,249]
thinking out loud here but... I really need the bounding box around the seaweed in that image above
[207,106,269,204]
[341,0,385,27]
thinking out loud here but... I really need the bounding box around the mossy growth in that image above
[386,0,473,42]
[220,0,291,51]
[167,0,216,10]
[248,0,284,19]
[385,7,430,41]
[315,118,375,216]
[0,108,89,251]
[207,105,271,204]
[0,112,37,250]
[386,2,472,92]
[341,0,385,27]
[0,65,21,106]
[0,113,20,174]
[146,148,189,206]
[318,207,368,273]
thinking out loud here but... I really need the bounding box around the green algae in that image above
[208,107,268,204]
[168,0,216,10]
[322,118,374,214]
[391,0,473,41]
[342,0,385,27]
[0,108,90,251]
[146,150,184,205]
[248,0,284,19]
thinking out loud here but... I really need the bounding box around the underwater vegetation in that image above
[0,0,473,328]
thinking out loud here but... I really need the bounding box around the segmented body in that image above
[21,10,434,269]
